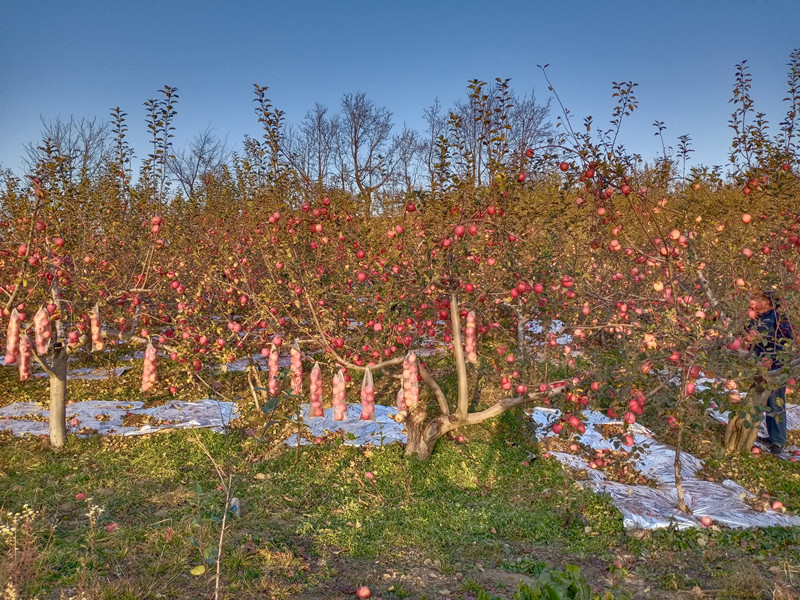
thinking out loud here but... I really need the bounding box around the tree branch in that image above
[418,361,449,416]
[464,382,568,426]
[449,293,470,418]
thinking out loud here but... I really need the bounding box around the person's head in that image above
[749,290,777,314]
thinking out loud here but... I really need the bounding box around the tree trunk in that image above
[404,419,434,461]
[404,411,461,461]
[724,382,769,453]
[403,401,436,460]
[515,306,527,360]
[49,346,68,448]
[673,422,688,513]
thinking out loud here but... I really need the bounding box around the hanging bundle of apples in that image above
[290,341,302,395]
[268,344,280,397]
[360,367,375,421]
[33,306,52,355]
[402,352,419,406]
[141,342,158,392]
[396,386,406,413]
[18,334,32,381]
[465,310,477,363]
[332,369,347,421]
[90,304,104,351]
[4,308,21,364]
[309,362,324,417]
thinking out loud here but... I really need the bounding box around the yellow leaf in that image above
[190,565,206,576]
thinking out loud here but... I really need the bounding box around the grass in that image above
[1,360,800,599]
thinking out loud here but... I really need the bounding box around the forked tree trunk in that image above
[404,415,453,462]
[49,345,68,448]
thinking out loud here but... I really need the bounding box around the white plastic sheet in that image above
[526,319,573,345]
[529,407,800,530]
[32,366,132,381]
[0,399,239,437]
[285,403,406,447]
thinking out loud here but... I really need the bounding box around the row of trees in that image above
[9,79,552,219]
[1,53,800,494]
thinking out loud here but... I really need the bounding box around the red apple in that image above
[356,586,372,599]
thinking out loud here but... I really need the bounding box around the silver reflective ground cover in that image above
[285,403,407,447]
[530,407,800,530]
[0,399,238,437]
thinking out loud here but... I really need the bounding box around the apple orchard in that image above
[1,55,800,505]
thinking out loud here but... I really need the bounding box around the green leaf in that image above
[261,397,279,414]
[204,545,219,562]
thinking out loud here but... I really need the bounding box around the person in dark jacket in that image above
[749,290,794,455]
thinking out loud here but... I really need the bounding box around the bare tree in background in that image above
[23,116,110,195]
[284,103,339,194]
[168,128,230,198]
[506,91,553,173]
[339,92,396,216]
[393,125,423,193]
[422,99,448,191]
[448,79,552,186]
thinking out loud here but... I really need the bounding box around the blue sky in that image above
[1,0,798,175]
